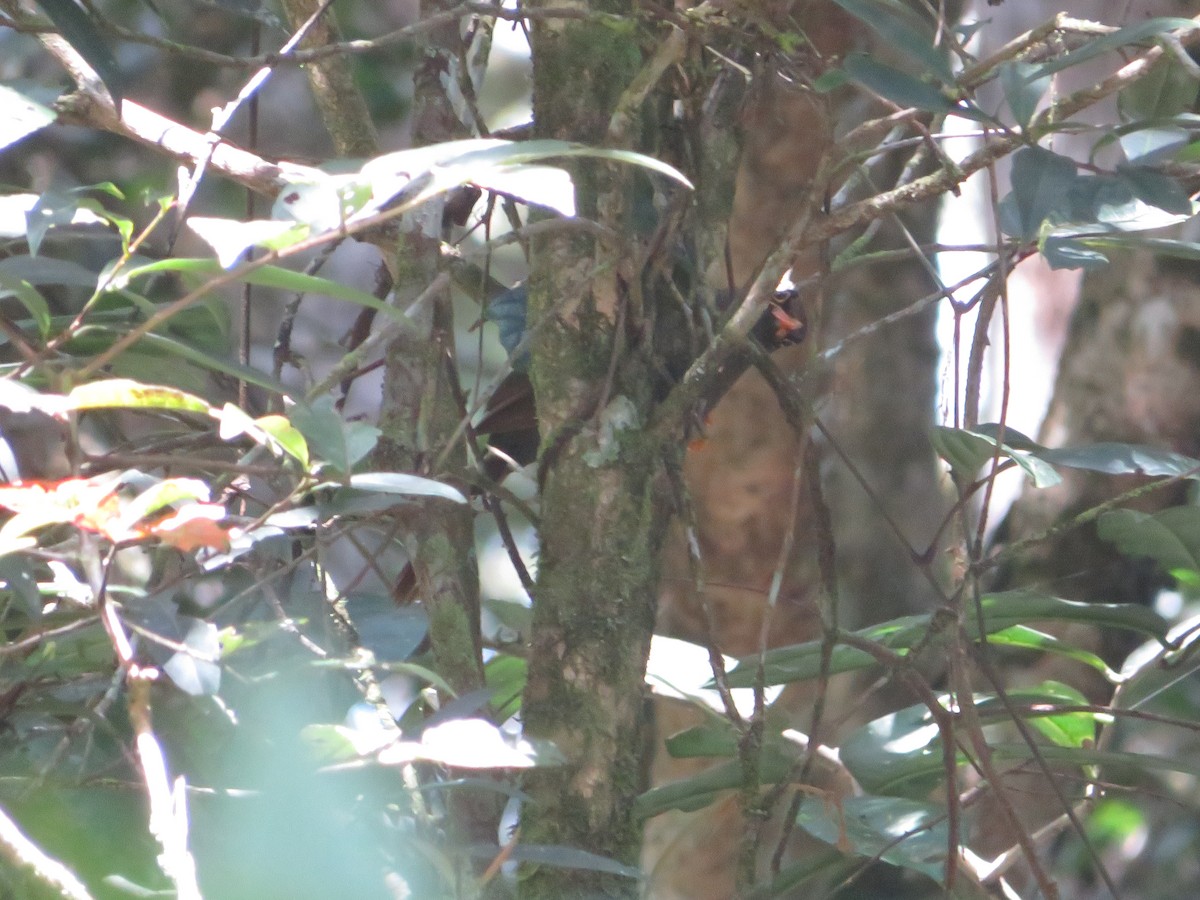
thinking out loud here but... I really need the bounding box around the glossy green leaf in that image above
[971,424,1200,479]
[988,625,1115,679]
[930,425,1061,487]
[480,844,640,879]
[797,795,948,880]
[841,690,1111,797]
[1119,127,1192,166]
[283,138,693,235]
[0,254,97,288]
[253,414,309,466]
[1114,618,1200,711]
[1042,235,1112,271]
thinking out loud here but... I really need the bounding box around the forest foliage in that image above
[3,0,1200,898]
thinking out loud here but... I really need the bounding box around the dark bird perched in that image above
[475,283,806,480]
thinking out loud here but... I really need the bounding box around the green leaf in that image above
[1030,18,1200,80]
[1023,681,1098,749]
[288,397,379,475]
[65,378,211,415]
[345,472,466,504]
[930,425,1061,487]
[830,0,954,84]
[998,60,1052,129]
[32,0,123,107]
[187,217,310,268]
[634,743,802,819]
[724,591,1168,689]
[840,689,1111,797]
[0,272,51,338]
[1117,167,1194,214]
[133,331,291,396]
[843,54,955,114]
[117,478,211,531]
[797,795,949,881]
[1118,127,1192,166]
[1042,235,1112,271]
[664,723,738,759]
[1115,618,1200,711]
[967,424,1200,479]
[997,147,1078,241]
[1098,506,1200,578]
[161,619,221,696]
[0,84,56,154]
[1120,55,1200,122]
[344,594,427,663]
[291,138,694,232]
[988,625,1116,680]
[484,652,527,721]
[216,402,308,462]
[0,254,98,288]
[252,414,309,466]
[481,844,639,879]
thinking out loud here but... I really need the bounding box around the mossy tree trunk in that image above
[516,5,675,896]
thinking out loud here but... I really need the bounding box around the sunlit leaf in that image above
[485,652,527,722]
[254,414,309,466]
[988,625,1116,679]
[65,379,211,415]
[797,795,948,881]
[162,618,221,695]
[0,85,56,154]
[344,472,466,504]
[187,217,310,268]
[471,844,639,879]
[146,503,231,553]
[377,718,555,769]
[116,477,210,531]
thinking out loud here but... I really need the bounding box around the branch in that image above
[0,805,94,900]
